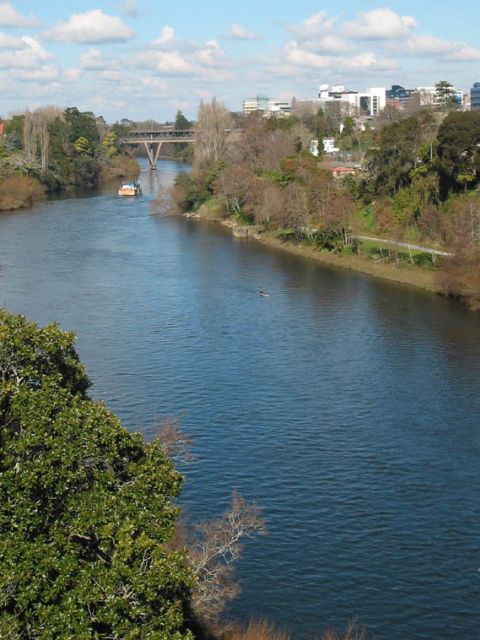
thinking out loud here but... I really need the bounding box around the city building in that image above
[243,95,291,116]
[315,84,386,118]
[386,85,415,107]
[471,82,480,111]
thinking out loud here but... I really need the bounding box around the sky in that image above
[1,0,479,122]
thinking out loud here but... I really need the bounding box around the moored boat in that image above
[118,181,141,196]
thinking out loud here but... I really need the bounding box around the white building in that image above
[314,84,386,118]
[243,95,291,116]
[323,137,339,154]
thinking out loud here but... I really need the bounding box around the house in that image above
[329,166,357,179]
[323,137,339,154]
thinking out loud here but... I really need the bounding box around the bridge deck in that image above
[123,130,195,143]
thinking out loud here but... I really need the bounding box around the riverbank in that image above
[185,211,441,295]
[0,155,140,212]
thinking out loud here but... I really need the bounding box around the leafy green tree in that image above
[0,311,194,640]
[365,117,422,196]
[64,107,100,148]
[435,81,459,111]
[437,111,480,198]
[4,115,24,151]
[175,110,192,131]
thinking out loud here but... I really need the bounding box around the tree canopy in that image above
[0,310,194,639]
[437,111,480,198]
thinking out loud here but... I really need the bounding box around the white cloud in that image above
[228,24,260,40]
[398,34,480,61]
[195,40,228,67]
[312,34,351,54]
[152,25,175,47]
[446,45,480,62]
[118,0,139,18]
[0,31,24,48]
[339,52,397,71]
[285,41,331,69]
[140,76,169,93]
[80,47,117,70]
[45,9,134,44]
[343,8,417,39]
[16,65,59,82]
[146,50,193,74]
[282,40,396,74]
[402,34,455,56]
[64,68,82,82]
[0,2,40,28]
[289,11,337,40]
[0,36,51,69]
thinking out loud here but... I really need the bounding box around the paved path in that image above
[355,235,452,257]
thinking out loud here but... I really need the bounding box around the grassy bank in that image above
[258,231,440,293]
[187,207,441,295]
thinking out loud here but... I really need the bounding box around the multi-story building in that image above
[471,82,480,111]
[386,85,415,107]
[243,95,291,116]
[315,84,386,118]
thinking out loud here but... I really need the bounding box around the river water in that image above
[0,160,479,639]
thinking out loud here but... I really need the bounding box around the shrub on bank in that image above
[99,154,140,182]
[0,175,45,211]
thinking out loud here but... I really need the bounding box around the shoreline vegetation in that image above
[0,106,139,212]
[170,97,480,310]
[184,208,441,295]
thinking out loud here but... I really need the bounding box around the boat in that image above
[259,290,269,297]
[118,181,142,196]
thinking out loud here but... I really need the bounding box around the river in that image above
[0,160,479,639]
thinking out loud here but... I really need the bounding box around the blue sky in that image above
[1,1,479,121]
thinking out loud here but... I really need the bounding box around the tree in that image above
[214,164,254,215]
[435,80,458,111]
[194,98,232,170]
[437,111,480,198]
[188,491,266,625]
[0,311,195,640]
[175,110,192,131]
[64,107,100,147]
[366,117,423,195]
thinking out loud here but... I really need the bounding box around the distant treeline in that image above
[172,97,480,309]
[0,106,139,210]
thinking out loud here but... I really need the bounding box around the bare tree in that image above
[189,490,267,624]
[22,107,63,173]
[214,164,253,215]
[195,98,233,170]
[253,183,284,225]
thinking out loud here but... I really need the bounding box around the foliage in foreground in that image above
[0,310,194,639]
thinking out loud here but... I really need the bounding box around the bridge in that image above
[122,129,196,170]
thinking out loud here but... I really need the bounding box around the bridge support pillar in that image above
[143,141,163,170]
